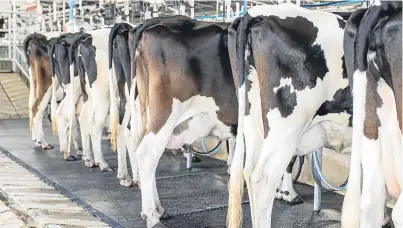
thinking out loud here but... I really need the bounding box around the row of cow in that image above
[23,1,401,228]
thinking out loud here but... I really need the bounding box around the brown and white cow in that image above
[23,33,57,149]
[128,16,238,227]
[341,1,402,227]
[226,4,352,228]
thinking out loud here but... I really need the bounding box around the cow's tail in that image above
[227,14,254,228]
[23,33,45,132]
[356,1,402,72]
[50,80,59,135]
[48,36,64,135]
[108,23,132,152]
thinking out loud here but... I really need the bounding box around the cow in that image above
[23,33,57,150]
[127,15,238,227]
[108,21,206,188]
[68,28,114,172]
[341,1,402,228]
[48,32,85,161]
[108,22,141,187]
[226,4,353,228]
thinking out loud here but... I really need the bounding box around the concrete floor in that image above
[0,118,347,228]
[0,73,29,120]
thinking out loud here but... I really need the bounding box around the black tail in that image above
[356,1,402,72]
[69,33,92,64]
[49,34,69,79]
[23,33,47,67]
[235,14,261,89]
[108,23,134,69]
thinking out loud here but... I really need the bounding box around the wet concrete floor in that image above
[0,118,346,228]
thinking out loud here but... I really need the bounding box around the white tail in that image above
[227,85,246,228]
[66,64,76,159]
[341,70,365,228]
[51,79,59,135]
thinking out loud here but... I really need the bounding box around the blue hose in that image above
[312,151,348,191]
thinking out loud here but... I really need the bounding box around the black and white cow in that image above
[128,16,238,227]
[48,32,84,161]
[108,22,142,187]
[341,1,402,227]
[68,28,114,172]
[226,4,352,227]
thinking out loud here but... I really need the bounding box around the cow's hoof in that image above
[133,180,141,189]
[33,140,41,146]
[119,179,133,187]
[152,222,169,228]
[285,196,304,205]
[101,167,114,172]
[192,156,202,163]
[65,155,78,161]
[85,160,96,168]
[159,211,169,220]
[41,144,54,150]
[76,154,83,160]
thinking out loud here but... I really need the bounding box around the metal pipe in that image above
[186,146,192,169]
[14,59,29,80]
[190,0,194,19]
[49,3,53,31]
[8,14,11,60]
[12,0,16,72]
[313,149,322,211]
[79,0,83,16]
[235,1,239,17]
[63,0,66,28]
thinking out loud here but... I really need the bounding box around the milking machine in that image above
[186,137,223,169]
[311,149,349,211]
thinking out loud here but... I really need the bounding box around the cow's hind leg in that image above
[79,103,94,167]
[276,156,303,205]
[243,116,263,226]
[360,135,385,227]
[137,105,183,227]
[72,116,83,159]
[251,132,298,228]
[33,86,53,149]
[90,99,112,172]
[117,126,132,187]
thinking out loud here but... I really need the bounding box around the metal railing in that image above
[0,5,46,81]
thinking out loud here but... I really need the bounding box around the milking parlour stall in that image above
[0,0,401,227]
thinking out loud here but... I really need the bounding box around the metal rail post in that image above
[190,0,195,19]
[313,149,322,211]
[186,147,193,169]
[49,3,53,31]
[235,1,240,17]
[63,0,66,28]
[8,14,11,60]
[12,0,16,72]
